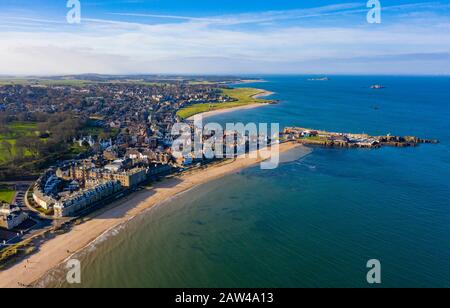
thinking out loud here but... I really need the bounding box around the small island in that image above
[308,77,330,81]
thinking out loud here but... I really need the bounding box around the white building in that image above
[104,159,125,172]
[0,203,28,230]
[33,190,57,210]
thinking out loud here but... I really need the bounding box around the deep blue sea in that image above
[45,76,450,288]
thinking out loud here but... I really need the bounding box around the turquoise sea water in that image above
[43,76,450,288]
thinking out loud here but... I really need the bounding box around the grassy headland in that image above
[177,88,275,119]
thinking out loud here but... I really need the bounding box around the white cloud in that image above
[109,3,366,26]
[1,4,450,75]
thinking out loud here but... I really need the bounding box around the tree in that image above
[16,135,41,158]
[37,122,51,135]
[0,123,11,136]
[1,141,13,158]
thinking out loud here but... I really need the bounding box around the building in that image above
[126,148,171,164]
[68,180,80,192]
[147,163,173,177]
[104,162,123,173]
[111,168,147,187]
[283,127,319,138]
[33,171,59,210]
[58,152,172,187]
[0,202,28,230]
[302,130,318,137]
[57,162,148,188]
[175,155,194,167]
[54,181,122,217]
[74,135,95,147]
[43,174,60,195]
[103,147,120,161]
[33,189,57,210]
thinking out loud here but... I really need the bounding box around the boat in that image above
[370,84,385,89]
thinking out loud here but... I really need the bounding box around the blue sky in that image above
[1,0,450,75]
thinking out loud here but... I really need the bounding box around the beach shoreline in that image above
[186,102,269,121]
[0,142,307,288]
[186,89,275,121]
[251,90,274,99]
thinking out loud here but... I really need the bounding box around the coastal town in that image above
[0,77,277,266]
[1,0,448,291]
[0,76,439,279]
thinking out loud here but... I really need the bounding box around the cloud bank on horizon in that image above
[0,0,450,75]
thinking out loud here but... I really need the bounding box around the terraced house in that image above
[0,202,28,230]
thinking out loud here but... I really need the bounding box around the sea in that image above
[39,76,450,288]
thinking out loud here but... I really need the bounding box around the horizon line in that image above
[1,73,450,78]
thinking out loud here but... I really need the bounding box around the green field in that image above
[0,122,38,163]
[4,122,38,135]
[188,81,224,85]
[0,186,15,203]
[177,88,273,119]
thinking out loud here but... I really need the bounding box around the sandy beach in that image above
[186,90,275,121]
[251,90,274,99]
[0,142,306,288]
[186,103,270,121]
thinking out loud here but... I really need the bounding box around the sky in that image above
[0,0,450,75]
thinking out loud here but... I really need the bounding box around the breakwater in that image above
[282,127,439,149]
